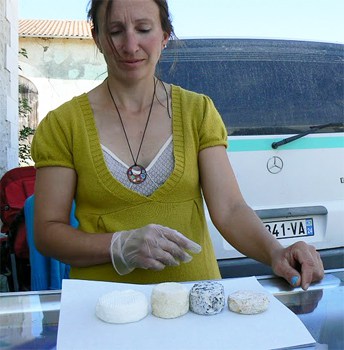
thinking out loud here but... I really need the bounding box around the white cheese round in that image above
[95,289,149,323]
[189,281,225,315]
[151,282,189,319]
[228,290,270,314]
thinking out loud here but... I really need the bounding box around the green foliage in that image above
[18,92,35,166]
[18,48,28,71]
[19,48,28,59]
[19,126,35,166]
[18,96,31,117]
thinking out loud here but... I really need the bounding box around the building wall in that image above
[0,0,19,178]
[19,37,106,121]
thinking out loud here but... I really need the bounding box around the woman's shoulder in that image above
[171,84,216,111]
[40,93,91,126]
[171,84,214,103]
[50,93,90,116]
[171,84,207,99]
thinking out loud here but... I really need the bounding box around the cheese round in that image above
[95,289,149,323]
[151,282,189,319]
[189,281,225,315]
[228,290,270,314]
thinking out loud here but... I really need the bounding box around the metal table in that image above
[1,269,343,350]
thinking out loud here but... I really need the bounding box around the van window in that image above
[159,39,344,136]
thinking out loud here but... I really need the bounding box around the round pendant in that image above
[127,164,147,184]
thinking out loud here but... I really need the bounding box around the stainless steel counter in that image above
[1,269,343,350]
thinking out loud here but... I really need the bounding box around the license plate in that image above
[264,218,314,239]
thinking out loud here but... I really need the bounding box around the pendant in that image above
[127,164,147,184]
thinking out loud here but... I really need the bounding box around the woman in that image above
[31,0,323,289]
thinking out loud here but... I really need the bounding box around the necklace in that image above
[106,78,156,184]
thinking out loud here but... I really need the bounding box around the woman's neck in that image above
[106,76,156,114]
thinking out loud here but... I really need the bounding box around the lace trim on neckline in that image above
[101,135,173,171]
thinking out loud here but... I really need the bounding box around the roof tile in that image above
[19,19,92,39]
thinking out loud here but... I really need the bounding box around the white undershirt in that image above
[101,135,174,196]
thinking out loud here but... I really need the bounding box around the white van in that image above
[159,39,344,277]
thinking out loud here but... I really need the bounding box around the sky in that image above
[19,0,344,44]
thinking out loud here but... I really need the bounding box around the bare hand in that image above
[271,241,324,290]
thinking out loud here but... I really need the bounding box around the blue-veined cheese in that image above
[189,281,225,315]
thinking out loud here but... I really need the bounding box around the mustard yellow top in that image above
[31,85,228,284]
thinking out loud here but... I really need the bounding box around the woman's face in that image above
[95,0,169,83]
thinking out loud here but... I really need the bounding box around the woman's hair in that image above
[87,0,176,40]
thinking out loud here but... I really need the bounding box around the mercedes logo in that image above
[267,156,283,174]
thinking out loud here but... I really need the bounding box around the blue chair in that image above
[24,195,78,291]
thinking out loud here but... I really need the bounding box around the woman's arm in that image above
[199,146,282,264]
[34,167,113,267]
[199,146,324,289]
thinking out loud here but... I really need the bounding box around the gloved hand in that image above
[110,224,202,275]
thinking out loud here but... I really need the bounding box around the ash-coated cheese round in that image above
[189,281,225,315]
[228,290,270,314]
[151,282,189,319]
[95,289,149,324]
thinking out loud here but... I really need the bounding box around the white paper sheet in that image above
[57,277,315,350]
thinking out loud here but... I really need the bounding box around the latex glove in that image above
[271,241,324,290]
[110,224,202,275]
